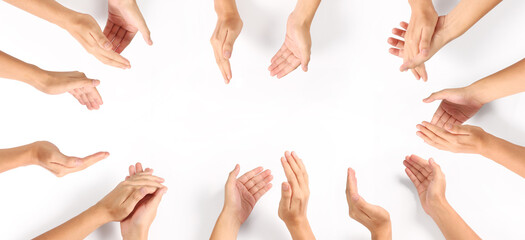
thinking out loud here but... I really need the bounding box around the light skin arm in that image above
[404,155,480,240]
[35,172,165,240]
[417,122,525,178]
[0,141,108,176]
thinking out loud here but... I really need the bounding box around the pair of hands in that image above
[95,162,167,240]
[65,0,151,69]
[211,11,311,83]
[387,0,450,81]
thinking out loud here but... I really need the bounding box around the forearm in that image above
[0,142,35,173]
[429,200,480,240]
[444,0,501,42]
[370,224,392,240]
[0,51,47,88]
[210,210,240,240]
[214,0,239,16]
[34,205,109,240]
[285,220,316,240]
[292,0,321,26]
[3,0,79,29]
[467,58,525,104]
[481,133,525,178]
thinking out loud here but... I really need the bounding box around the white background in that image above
[0,0,524,239]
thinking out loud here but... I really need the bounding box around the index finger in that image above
[346,168,358,196]
[281,156,299,189]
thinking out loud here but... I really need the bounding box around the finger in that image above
[238,166,263,184]
[212,42,229,83]
[248,173,273,194]
[291,151,307,184]
[223,29,240,59]
[299,44,311,72]
[75,152,110,170]
[103,20,115,38]
[85,89,99,110]
[387,37,404,49]
[422,121,455,142]
[92,28,113,50]
[405,167,422,191]
[411,69,421,80]
[276,57,301,78]
[416,124,447,145]
[346,167,359,197]
[400,21,409,30]
[392,28,406,38]
[135,162,143,173]
[431,105,445,125]
[419,27,434,55]
[423,89,447,103]
[125,179,165,189]
[111,28,128,52]
[405,155,431,177]
[253,183,272,201]
[220,59,232,83]
[416,131,442,149]
[416,64,428,82]
[281,157,299,188]
[269,49,293,72]
[244,169,272,190]
[436,112,452,128]
[403,160,426,183]
[279,182,292,209]
[389,48,403,58]
[79,93,92,110]
[408,154,433,173]
[149,187,168,210]
[115,31,137,54]
[444,116,458,128]
[227,164,241,184]
[133,9,153,45]
[122,186,158,214]
[86,87,103,106]
[129,174,165,184]
[99,52,131,69]
[285,151,305,187]
[271,45,287,63]
[129,164,136,176]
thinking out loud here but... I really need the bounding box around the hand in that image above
[416,121,488,154]
[121,163,167,240]
[95,171,165,222]
[278,151,310,226]
[403,155,446,216]
[388,17,450,81]
[423,87,484,127]
[33,70,103,110]
[346,168,391,240]
[222,164,273,225]
[104,0,152,54]
[269,13,311,79]
[65,13,131,69]
[210,12,242,83]
[31,141,109,177]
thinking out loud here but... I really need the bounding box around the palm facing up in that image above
[225,165,273,224]
[269,14,311,79]
[423,88,484,127]
[403,155,446,215]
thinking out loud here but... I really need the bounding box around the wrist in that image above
[292,0,321,27]
[409,0,435,12]
[427,197,451,218]
[122,228,149,240]
[214,0,240,18]
[371,223,392,240]
[218,207,242,230]
[85,204,113,227]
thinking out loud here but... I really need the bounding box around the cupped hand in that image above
[423,88,484,127]
[95,171,165,222]
[104,0,152,54]
[278,151,310,225]
[269,14,311,79]
[403,155,446,215]
[66,13,131,69]
[121,163,167,240]
[416,121,488,154]
[31,141,109,177]
[210,14,243,84]
[223,164,273,225]
[346,168,391,238]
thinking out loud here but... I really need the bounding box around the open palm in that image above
[225,165,273,224]
[423,88,484,127]
[269,15,311,79]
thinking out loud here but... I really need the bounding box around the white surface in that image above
[0,0,524,239]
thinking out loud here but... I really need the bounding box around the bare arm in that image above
[0,143,34,173]
[482,133,525,178]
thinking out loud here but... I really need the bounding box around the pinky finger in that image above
[411,69,421,80]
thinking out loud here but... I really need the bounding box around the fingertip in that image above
[92,79,101,87]
[223,51,231,59]
[282,182,289,191]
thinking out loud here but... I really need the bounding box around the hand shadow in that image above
[398,176,444,240]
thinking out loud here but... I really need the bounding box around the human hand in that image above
[388,17,450,81]
[30,141,109,177]
[104,0,152,54]
[403,155,446,216]
[65,13,131,69]
[121,163,167,240]
[210,11,242,83]
[269,13,311,79]
[221,164,273,226]
[278,151,310,226]
[95,171,165,222]
[346,168,391,240]
[416,121,489,154]
[423,87,484,127]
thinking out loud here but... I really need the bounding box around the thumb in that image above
[419,27,434,56]
[149,187,168,209]
[300,45,311,72]
[67,78,100,90]
[279,182,292,208]
[429,158,444,178]
[136,14,152,45]
[62,156,83,168]
[222,30,240,59]
[92,29,113,50]
[423,89,447,103]
[445,123,469,135]
[227,164,240,184]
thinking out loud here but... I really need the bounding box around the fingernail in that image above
[224,51,231,59]
[422,49,429,55]
[282,183,289,191]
